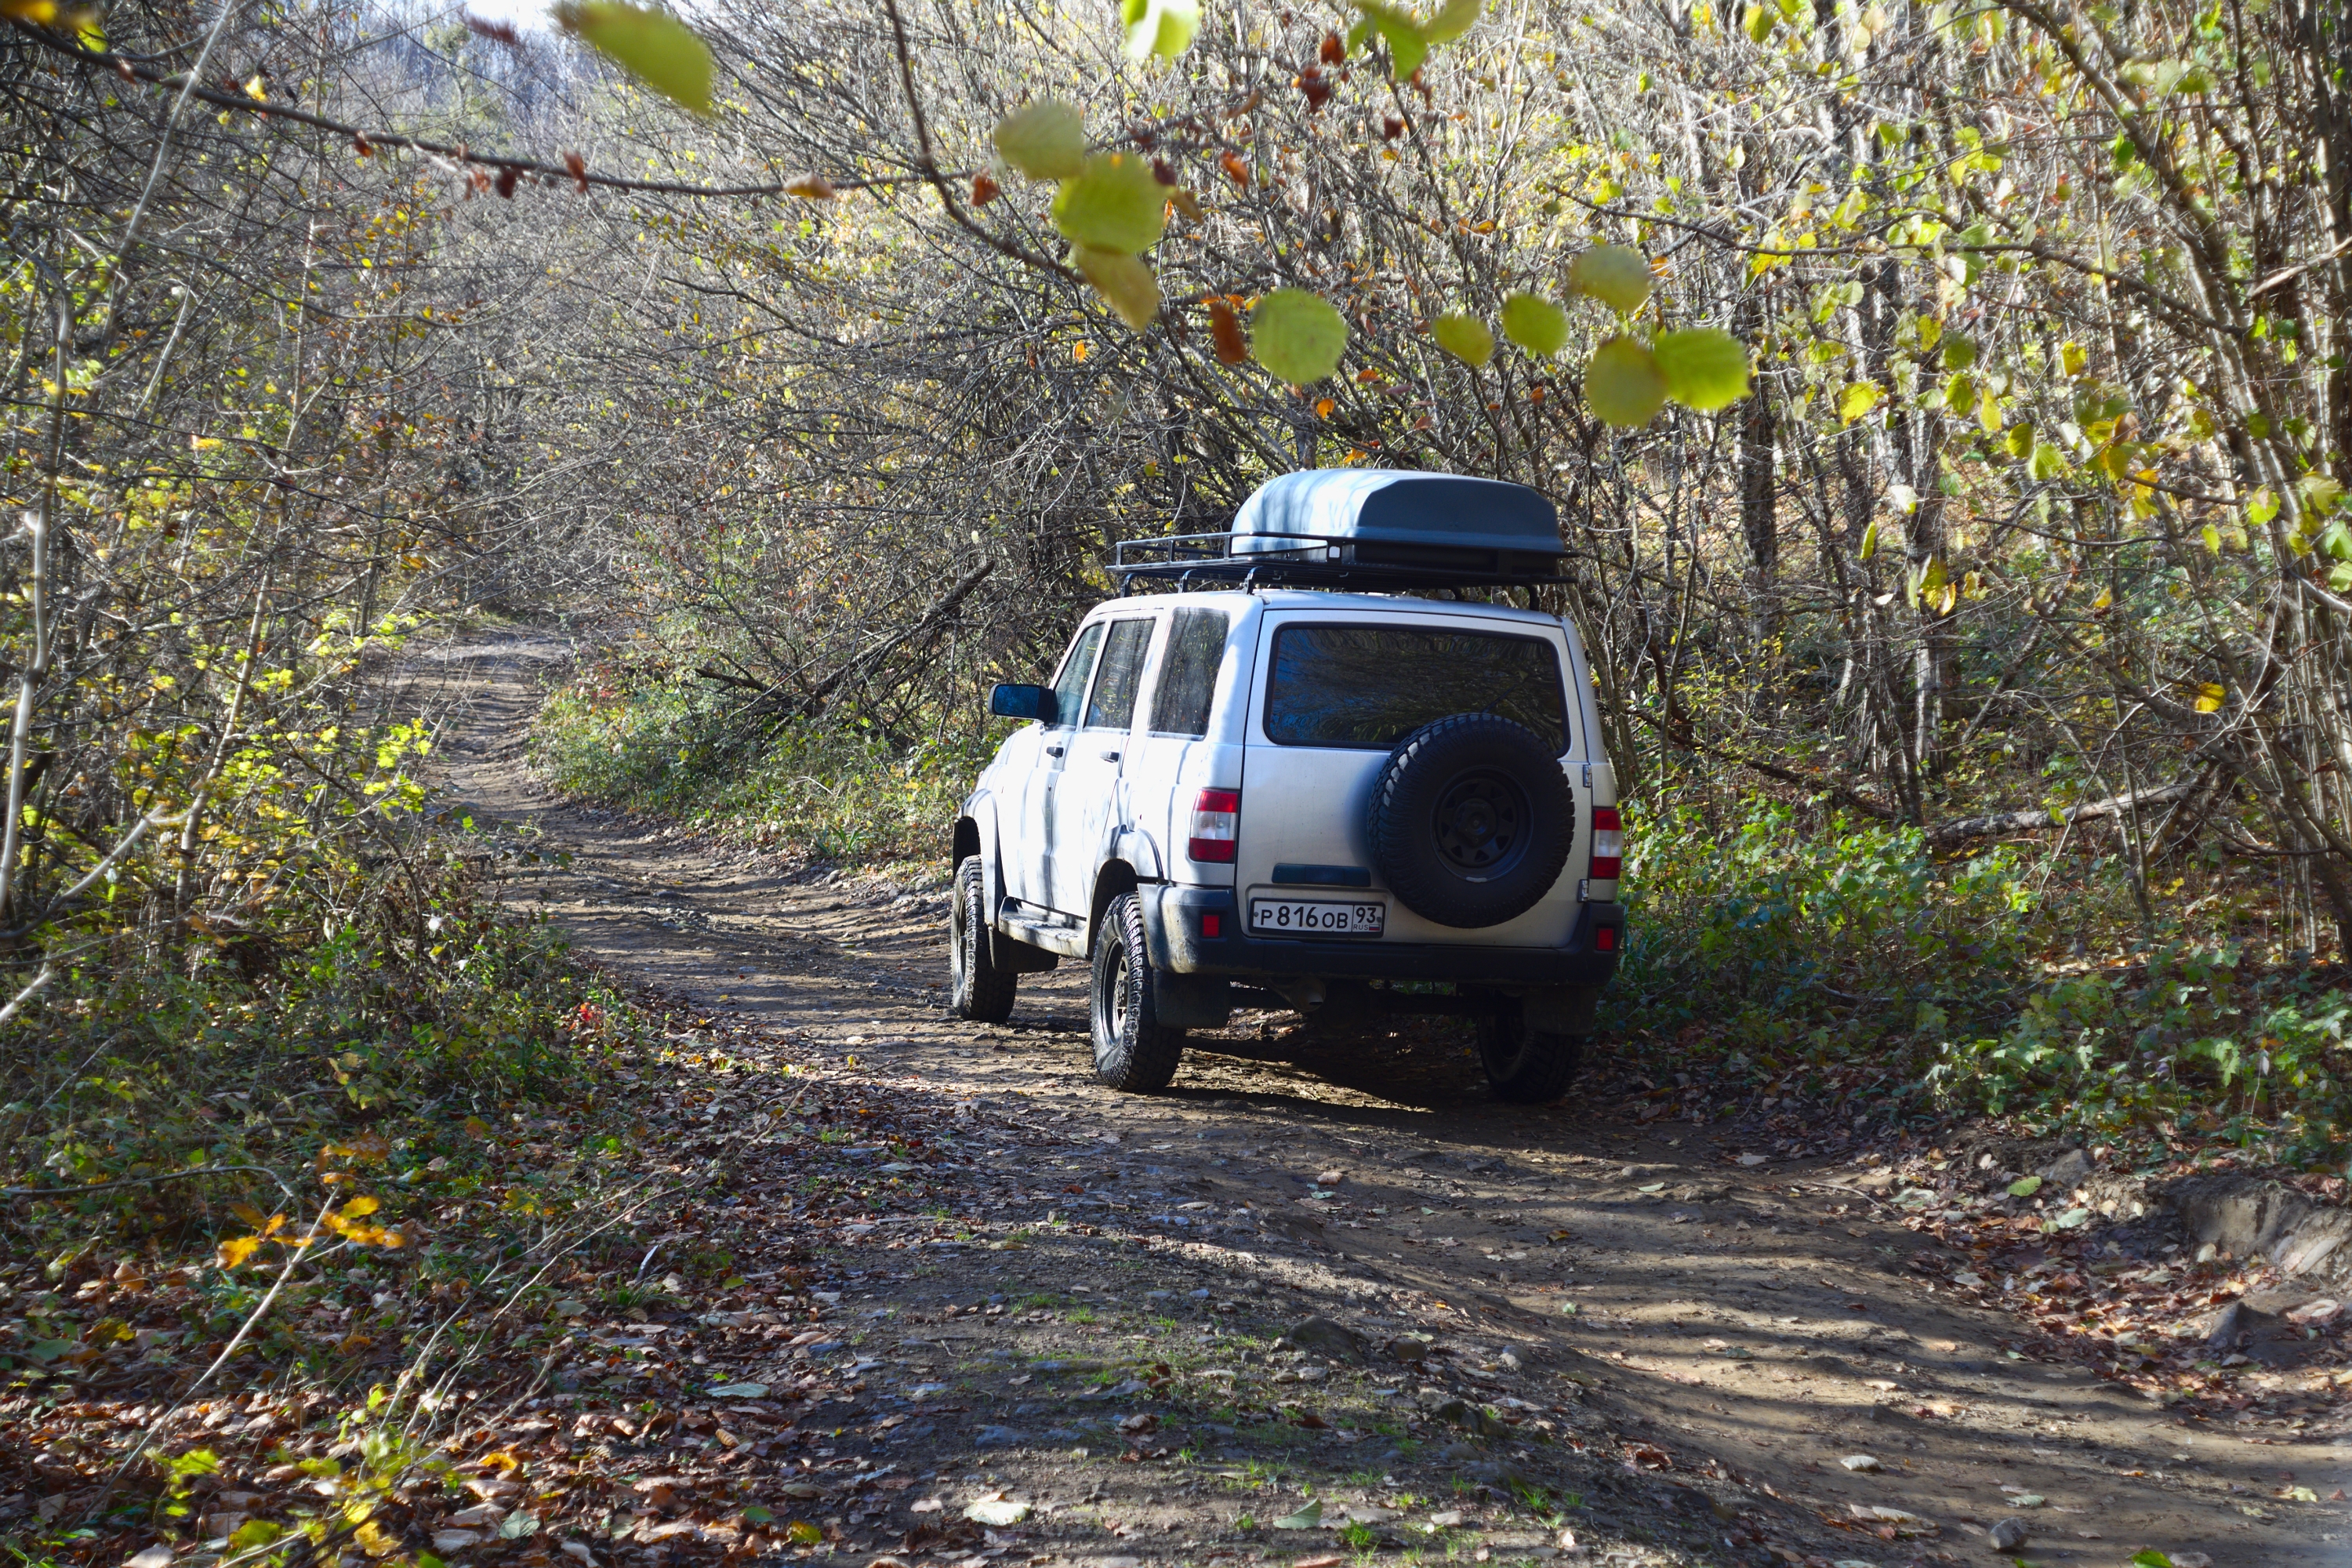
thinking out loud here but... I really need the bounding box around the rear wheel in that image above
[1090,892,1185,1092]
[949,855,1016,1023]
[1475,1007,1583,1104]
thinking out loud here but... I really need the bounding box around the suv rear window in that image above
[1149,608,1229,737]
[1262,623,1569,751]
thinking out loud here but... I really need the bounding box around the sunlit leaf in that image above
[995,100,1086,181]
[1743,2,1774,42]
[2029,441,2063,481]
[2007,1175,2042,1197]
[1251,289,1348,383]
[2061,339,2088,377]
[1075,248,1161,329]
[1584,335,1668,427]
[1566,245,1653,313]
[2246,486,2280,524]
[229,1523,285,1552]
[554,2,713,118]
[1497,292,1569,358]
[217,1235,263,1269]
[2193,682,2225,713]
[2300,474,2346,515]
[1651,327,1750,412]
[1356,2,1429,76]
[1836,380,1883,425]
[339,1195,381,1218]
[1120,0,1200,61]
[786,1523,823,1545]
[1421,0,1481,45]
[1431,313,1494,367]
[1052,154,1167,254]
[1858,518,1879,562]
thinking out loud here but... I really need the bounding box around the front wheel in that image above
[1475,1009,1583,1104]
[1090,892,1185,1093]
[949,855,1017,1023]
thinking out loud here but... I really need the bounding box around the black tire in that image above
[1090,892,1185,1093]
[1476,1008,1584,1104]
[949,855,1017,1023]
[1367,713,1575,929]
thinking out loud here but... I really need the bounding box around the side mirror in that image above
[989,683,1056,723]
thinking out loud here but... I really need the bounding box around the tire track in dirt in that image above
[406,627,2341,1568]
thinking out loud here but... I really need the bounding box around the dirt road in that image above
[409,629,2344,1568]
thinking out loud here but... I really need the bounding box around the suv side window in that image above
[1149,608,1229,737]
[1047,623,1105,727]
[1083,618,1155,729]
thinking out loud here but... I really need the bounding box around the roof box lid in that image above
[1229,469,1562,557]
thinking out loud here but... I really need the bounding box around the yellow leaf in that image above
[354,1517,401,1557]
[1250,289,1348,383]
[2061,339,2088,377]
[994,100,1085,181]
[1744,2,1775,42]
[1651,326,1751,411]
[217,1235,263,1269]
[1431,313,1494,367]
[1566,245,1653,314]
[479,1450,524,1474]
[1584,335,1668,427]
[554,2,713,117]
[0,0,61,22]
[1074,248,1160,329]
[2194,682,2225,713]
[1498,292,1569,358]
[1858,517,1880,562]
[1837,380,1882,424]
[1051,153,1167,255]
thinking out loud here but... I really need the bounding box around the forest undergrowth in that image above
[0,844,716,1568]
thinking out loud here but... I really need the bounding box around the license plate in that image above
[1247,898,1385,937]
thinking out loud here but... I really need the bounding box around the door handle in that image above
[1100,750,1121,761]
[1046,744,1065,758]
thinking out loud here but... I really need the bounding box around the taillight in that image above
[1188,788,1240,862]
[1590,805,1623,880]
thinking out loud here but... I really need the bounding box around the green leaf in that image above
[1584,335,1668,427]
[1837,380,1883,424]
[2004,422,2034,459]
[1941,334,1978,371]
[1422,0,1483,45]
[1252,289,1348,383]
[786,1522,823,1545]
[995,100,1086,180]
[1051,153,1167,254]
[1075,247,1162,329]
[1744,1,1775,41]
[228,1522,284,1551]
[1121,0,1200,60]
[1272,1501,1324,1530]
[1858,518,1879,562]
[1374,9,1429,76]
[2246,485,2281,524]
[1652,327,1751,412]
[1431,313,1494,367]
[706,1381,768,1398]
[2131,1552,2175,1568]
[2300,474,2346,514]
[2007,1175,2042,1197]
[555,2,713,117]
[2030,441,2064,481]
[1567,245,1653,313]
[1499,292,1570,358]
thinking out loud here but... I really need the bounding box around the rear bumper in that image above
[1142,883,1624,989]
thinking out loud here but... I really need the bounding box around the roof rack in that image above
[1110,529,1566,590]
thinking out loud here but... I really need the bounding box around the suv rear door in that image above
[1233,608,1592,946]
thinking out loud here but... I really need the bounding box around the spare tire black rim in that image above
[1432,768,1530,880]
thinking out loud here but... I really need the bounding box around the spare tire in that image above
[1366,713,1574,929]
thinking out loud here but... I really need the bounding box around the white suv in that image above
[947,469,1625,1104]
